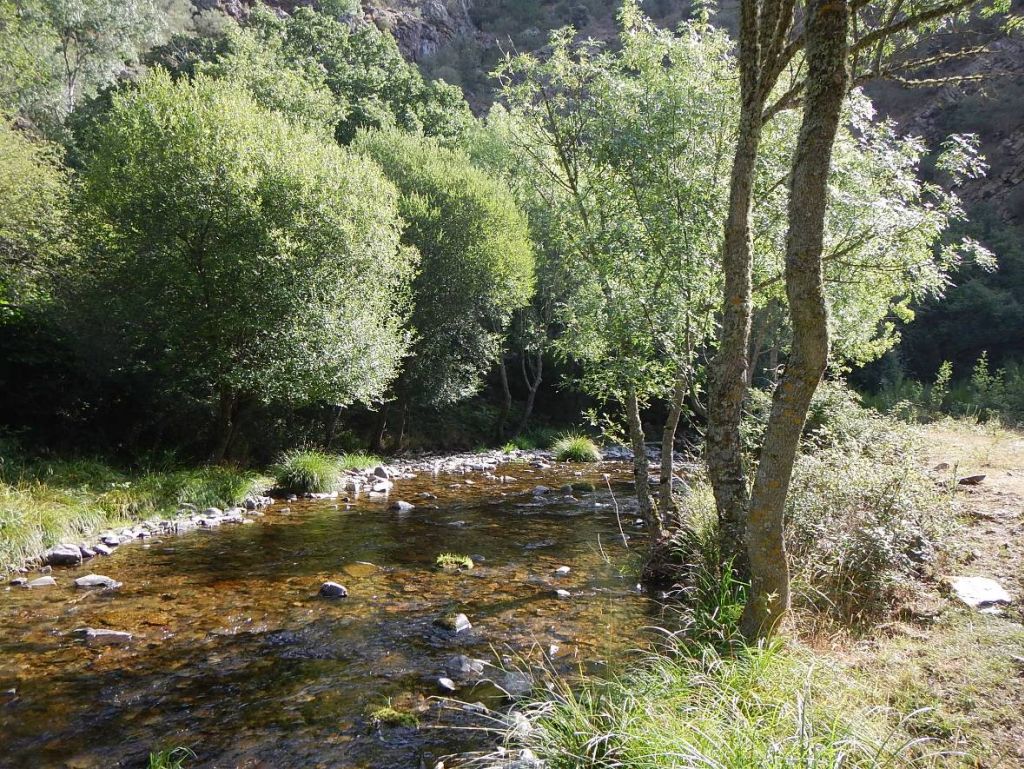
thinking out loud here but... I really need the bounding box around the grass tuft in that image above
[368,704,419,729]
[338,452,381,471]
[273,450,343,494]
[551,433,602,463]
[435,552,474,570]
[148,748,195,769]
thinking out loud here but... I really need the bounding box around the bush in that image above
[504,644,936,769]
[273,450,343,494]
[551,433,602,462]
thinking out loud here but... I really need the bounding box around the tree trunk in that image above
[324,404,342,449]
[496,353,513,440]
[210,387,238,464]
[515,351,542,437]
[371,402,390,453]
[625,385,660,537]
[707,97,764,574]
[658,371,687,529]
[747,308,768,388]
[741,0,849,641]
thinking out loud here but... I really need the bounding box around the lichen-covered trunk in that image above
[741,0,849,641]
[707,99,763,574]
[514,352,542,437]
[658,372,687,529]
[625,385,660,537]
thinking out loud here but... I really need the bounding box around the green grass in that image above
[0,460,266,574]
[505,643,938,769]
[551,433,602,462]
[273,449,344,494]
[435,552,474,570]
[337,452,381,471]
[148,748,194,769]
[368,704,419,728]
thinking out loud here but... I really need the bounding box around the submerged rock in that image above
[319,581,349,598]
[531,485,551,496]
[390,500,415,512]
[74,574,122,590]
[447,654,487,677]
[26,576,56,588]
[44,544,82,567]
[75,627,132,647]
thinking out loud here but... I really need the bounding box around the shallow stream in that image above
[0,462,666,769]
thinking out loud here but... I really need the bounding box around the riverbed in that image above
[0,461,667,769]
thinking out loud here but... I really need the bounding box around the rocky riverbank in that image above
[6,446,643,587]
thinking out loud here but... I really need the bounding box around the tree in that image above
[0,0,175,128]
[69,71,416,461]
[353,128,535,443]
[497,12,731,537]
[0,119,69,320]
[246,5,474,144]
[706,0,1016,576]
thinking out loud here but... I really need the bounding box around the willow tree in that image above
[70,72,416,461]
[353,128,535,444]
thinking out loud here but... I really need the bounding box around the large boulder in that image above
[44,544,83,567]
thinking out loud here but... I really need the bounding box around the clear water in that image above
[0,463,665,769]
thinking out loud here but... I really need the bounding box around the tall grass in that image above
[0,453,266,573]
[273,450,343,493]
[551,433,603,462]
[501,644,937,769]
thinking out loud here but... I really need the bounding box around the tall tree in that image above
[69,72,416,461]
[741,0,850,638]
[707,0,1017,577]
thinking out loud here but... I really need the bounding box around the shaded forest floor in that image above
[840,421,1024,766]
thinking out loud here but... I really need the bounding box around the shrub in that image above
[503,644,936,769]
[273,450,343,494]
[551,433,602,462]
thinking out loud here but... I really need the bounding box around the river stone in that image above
[531,485,551,496]
[44,544,83,566]
[438,676,458,692]
[554,566,571,576]
[74,574,122,590]
[554,589,572,599]
[76,627,133,647]
[342,562,377,579]
[26,576,57,588]
[79,545,97,559]
[92,543,112,557]
[101,535,120,548]
[500,671,533,696]
[447,654,487,677]
[318,581,349,598]
[371,480,393,493]
[390,500,415,512]
[947,576,1012,611]
[9,577,27,586]
[418,492,438,500]
[435,612,472,633]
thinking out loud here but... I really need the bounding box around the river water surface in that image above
[0,462,665,769]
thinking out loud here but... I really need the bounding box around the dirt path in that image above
[856,422,1024,767]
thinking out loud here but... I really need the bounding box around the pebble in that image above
[438,676,458,692]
